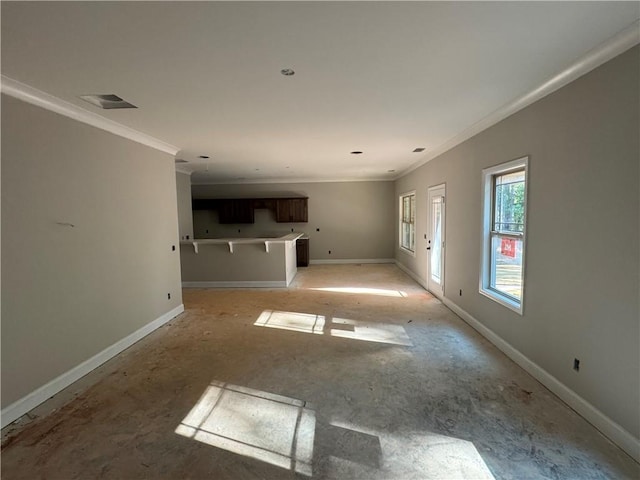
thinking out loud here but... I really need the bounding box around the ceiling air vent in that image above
[79,94,137,109]
[175,159,188,164]
[413,147,426,153]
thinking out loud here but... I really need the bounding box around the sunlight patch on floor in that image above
[254,310,413,346]
[328,420,495,479]
[330,317,413,346]
[176,381,315,476]
[254,310,325,334]
[309,287,408,297]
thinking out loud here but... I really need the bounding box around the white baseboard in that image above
[309,258,396,265]
[395,260,429,290]
[395,259,640,461]
[182,281,287,288]
[441,296,640,463]
[0,304,185,429]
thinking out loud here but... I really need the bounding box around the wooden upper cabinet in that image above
[218,199,255,224]
[192,196,307,224]
[275,198,308,223]
[192,199,216,210]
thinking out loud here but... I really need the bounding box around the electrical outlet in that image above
[172,245,175,251]
[573,358,580,372]
[167,293,171,300]
[316,228,320,232]
[328,250,332,254]
[459,289,462,296]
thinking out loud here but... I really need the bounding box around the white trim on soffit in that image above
[398,20,640,178]
[190,177,395,186]
[0,75,179,156]
[0,304,185,429]
[394,260,640,463]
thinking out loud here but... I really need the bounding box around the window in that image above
[399,192,416,253]
[480,157,528,314]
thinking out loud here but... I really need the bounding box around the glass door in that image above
[427,185,446,298]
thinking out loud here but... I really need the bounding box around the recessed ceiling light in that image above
[350,151,363,155]
[413,147,426,153]
[198,155,210,159]
[79,94,137,109]
[255,168,260,171]
[388,169,396,173]
[280,68,295,76]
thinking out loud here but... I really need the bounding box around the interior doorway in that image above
[427,184,446,298]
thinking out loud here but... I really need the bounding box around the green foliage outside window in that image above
[494,171,525,233]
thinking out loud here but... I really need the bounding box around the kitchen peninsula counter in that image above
[180,233,303,287]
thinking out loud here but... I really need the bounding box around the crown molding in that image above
[1,75,179,156]
[398,20,640,179]
[190,176,394,186]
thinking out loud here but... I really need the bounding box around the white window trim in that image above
[399,190,416,257]
[479,156,529,315]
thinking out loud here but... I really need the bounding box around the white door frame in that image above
[427,184,446,299]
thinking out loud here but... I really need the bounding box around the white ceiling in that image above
[2,2,638,184]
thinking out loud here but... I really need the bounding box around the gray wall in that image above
[1,95,183,408]
[176,171,194,240]
[191,181,395,261]
[395,47,639,439]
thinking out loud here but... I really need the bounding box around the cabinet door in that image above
[192,199,216,210]
[275,199,292,222]
[275,198,308,223]
[218,199,255,224]
[296,238,309,267]
[290,198,308,222]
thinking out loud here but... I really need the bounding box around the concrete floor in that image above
[2,264,638,479]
